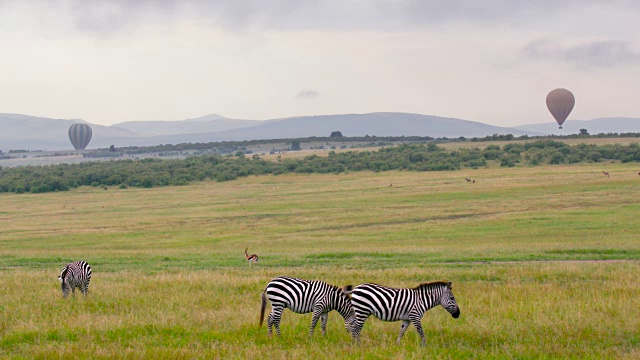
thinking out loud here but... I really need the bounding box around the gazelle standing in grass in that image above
[244,248,258,267]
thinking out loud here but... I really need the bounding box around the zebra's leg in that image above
[410,317,426,346]
[309,308,323,337]
[320,312,328,336]
[273,317,282,337]
[267,305,283,336]
[270,306,284,337]
[397,320,411,344]
[351,317,366,344]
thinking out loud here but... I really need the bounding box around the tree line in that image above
[1,140,639,194]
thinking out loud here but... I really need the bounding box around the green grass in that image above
[1,163,640,358]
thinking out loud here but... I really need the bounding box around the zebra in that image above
[58,261,92,298]
[259,276,355,337]
[350,281,460,345]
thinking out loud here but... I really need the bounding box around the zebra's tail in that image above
[259,289,267,327]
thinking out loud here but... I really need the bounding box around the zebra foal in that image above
[350,281,460,345]
[58,260,92,298]
[259,276,355,337]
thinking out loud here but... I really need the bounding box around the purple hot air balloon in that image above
[68,123,92,150]
[546,88,575,129]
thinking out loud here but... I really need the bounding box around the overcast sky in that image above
[1,0,639,126]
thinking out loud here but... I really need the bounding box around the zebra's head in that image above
[336,285,356,334]
[441,282,460,318]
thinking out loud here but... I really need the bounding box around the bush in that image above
[3,141,640,194]
[548,153,566,164]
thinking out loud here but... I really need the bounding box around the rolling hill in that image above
[156,112,538,143]
[0,113,137,151]
[111,114,261,136]
[7,112,638,152]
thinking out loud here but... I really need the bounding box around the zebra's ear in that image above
[342,285,353,295]
[446,282,452,289]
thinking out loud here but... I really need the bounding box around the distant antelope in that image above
[465,178,472,183]
[602,171,610,177]
[245,248,258,266]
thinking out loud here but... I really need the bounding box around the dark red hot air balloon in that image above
[68,123,92,150]
[546,88,575,129]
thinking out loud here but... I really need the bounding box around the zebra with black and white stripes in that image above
[350,281,460,345]
[259,276,355,337]
[58,261,92,298]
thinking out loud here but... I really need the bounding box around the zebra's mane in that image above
[414,281,449,290]
[329,284,353,298]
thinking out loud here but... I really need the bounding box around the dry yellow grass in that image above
[1,162,640,358]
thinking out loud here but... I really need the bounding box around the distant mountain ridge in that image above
[112,114,261,136]
[177,112,536,141]
[1,112,638,151]
[0,113,138,150]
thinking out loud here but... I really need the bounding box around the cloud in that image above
[296,89,319,99]
[5,0,640,35]
[522,39,639,68]
[65,1,162,34]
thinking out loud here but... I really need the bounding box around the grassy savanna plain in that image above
[256,136,640,161]
[1,162,640,359]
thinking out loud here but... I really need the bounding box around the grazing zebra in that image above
[259,276,355,337]
[350,281,460,346]
[244,248,258,267]
[58,261,92,298]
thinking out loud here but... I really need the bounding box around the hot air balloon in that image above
[546,88,575,129]
[68,123,92,150]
